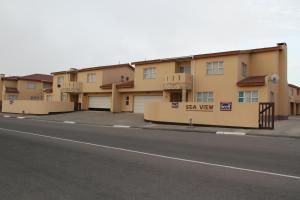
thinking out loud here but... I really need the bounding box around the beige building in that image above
[3,43,289,128]
[48,43,288,128]
[0,74,53,112]
[288,84,300,115]
[51,64,134,111]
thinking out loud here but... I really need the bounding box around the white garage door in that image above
[88,96,111,109]
[134,96,163,113]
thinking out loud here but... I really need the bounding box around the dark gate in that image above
[0,100,2,112]
[259,103,275,129]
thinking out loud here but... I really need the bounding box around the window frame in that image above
[196,91,214,103]
[241,62,248,77]
[27,82,37,90]
[124,96,130,106]
[61,93,68,102]
[207,61,224,75]
[57,76,64,85]
[87,73,96,83]
[8,95,17,101]
[238,91,258,103]
[143,67,156,79]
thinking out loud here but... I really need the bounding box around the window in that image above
[57,76,64,85]
[87,73,96,83]
[238,91,258,103]
[197,92,214,103]
[61,93,68,102]
[241,63,248,77]
[143,67,156,79]
[46,95,52,102]
[124,96,129,106]
[27,82,36,89]
[30,96,40,100]
[8,95,17,101]
[298,89,300,96]
[179,66,191,74]
[207,61,224,75]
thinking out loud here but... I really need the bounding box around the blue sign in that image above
[220,102,232,111]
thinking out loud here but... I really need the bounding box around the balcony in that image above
[163,73,193,90]
[61,82,83,93]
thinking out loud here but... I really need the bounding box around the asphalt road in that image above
[0,117,299,200]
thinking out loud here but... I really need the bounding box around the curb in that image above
[1,114,300,139]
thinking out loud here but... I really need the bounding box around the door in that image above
[88,96,111,110]
[134,96,163,113]
[170,91,182,102]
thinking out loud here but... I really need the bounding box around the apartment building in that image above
[51,64,134,111]
[289,84,300,115]
[0,74,53,111]
[48,43,288,128]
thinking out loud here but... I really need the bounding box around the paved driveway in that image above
[25,111,148,127]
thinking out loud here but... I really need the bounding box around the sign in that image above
[220,102,232,111]
[186,104,214,112]
[172,102,179,108]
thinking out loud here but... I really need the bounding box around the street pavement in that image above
[0,117,299,200]
[2,111,300,138]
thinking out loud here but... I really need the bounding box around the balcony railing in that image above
[61,82,83,93]
[163,73,193,90]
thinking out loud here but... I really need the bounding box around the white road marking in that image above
[113,125,131,128]
[3,115,11,118]
[0,127,299,180]
[17,117,26,119]
[216,131,246,136]
[63,121,76,124]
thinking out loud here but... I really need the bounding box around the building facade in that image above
[288,84,300,116]
[48,43,289,128]
[51,64,134,111]
[0,74,53,111]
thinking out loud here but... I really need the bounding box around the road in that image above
[0,117,299,200]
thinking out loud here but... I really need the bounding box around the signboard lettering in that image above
[186,104,214,112]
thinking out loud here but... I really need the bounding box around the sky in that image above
[0,0,299,85]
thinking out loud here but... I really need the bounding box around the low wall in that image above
[144,102,259,128]
[2,100,74,115]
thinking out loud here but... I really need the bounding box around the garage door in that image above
[88,96,111,110]
[134,96,163,113]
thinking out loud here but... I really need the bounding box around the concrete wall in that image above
[144,102,259,128]
[2,100,74,115]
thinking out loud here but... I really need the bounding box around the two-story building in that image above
[4,43,290,128]
[288,84,300,115]
[1,74,53,101]
[51,64,134,111]
[48,43,289,128]
[0,74,53,112]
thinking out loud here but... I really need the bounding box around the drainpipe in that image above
[192,56,196,102]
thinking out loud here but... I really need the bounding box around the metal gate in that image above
[259,103,275,129]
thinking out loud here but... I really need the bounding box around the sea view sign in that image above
[186,104,214,112]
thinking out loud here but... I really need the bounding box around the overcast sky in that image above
[0,0,299,85]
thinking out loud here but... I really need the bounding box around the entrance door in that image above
[70,94,79,111]
[170,91,182,102]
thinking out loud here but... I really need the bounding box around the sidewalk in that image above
[1,111,299,139]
